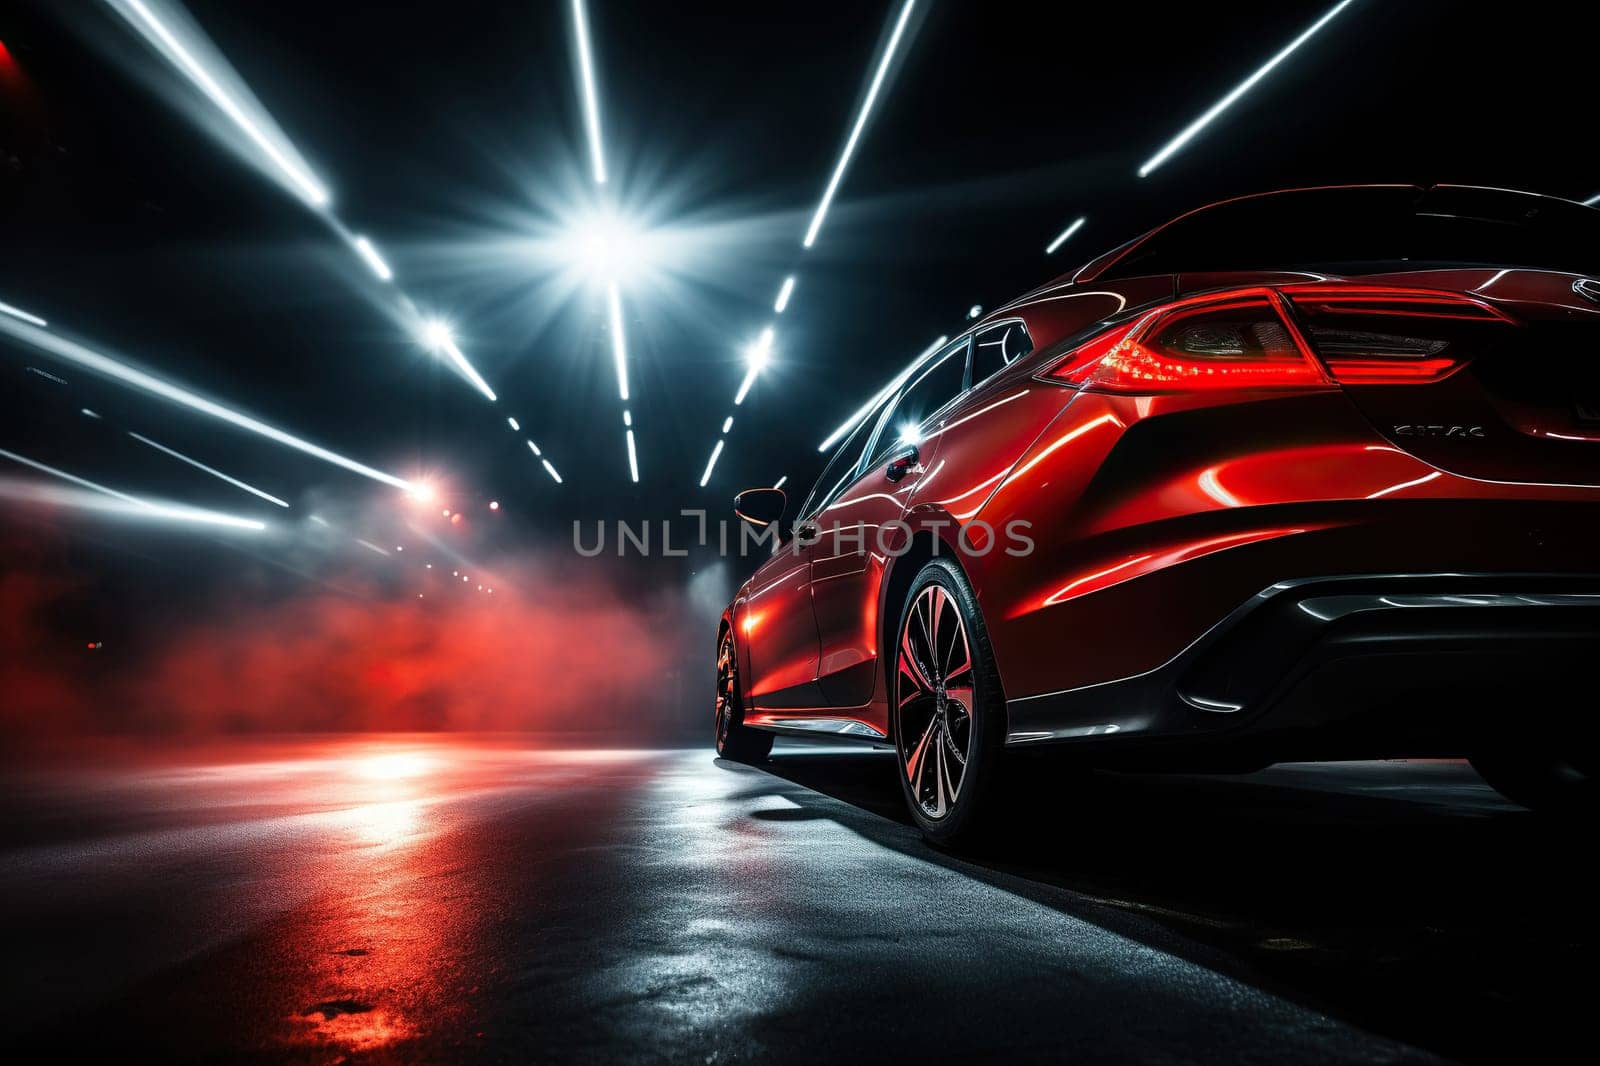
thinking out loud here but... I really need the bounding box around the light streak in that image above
[0,298,46,327]
[774,275,796,313]
[817,334,946,451]
[507,416,520,431]
[625,428,639,482]
[541,458,563,484]
[356,538,391,557]
[571,0,607,184]
[0,447,265,530]
[419,318,497,401]
[1045,216,1086,254]
[773,475,787,489]
[733,368,758,406]
[606,282,630,401]
[802,0,918,248]
[129,431,290,507]
[1584,192,1600,207]
[699,439,725,487]
[25,366,68,385]
[526,439,542,457]
[81,408,101,419]
[0,314,413,490]
[722,415,733,434]
[351,235,393,281]
[1138,0,1358,177]
[104,0,331,206]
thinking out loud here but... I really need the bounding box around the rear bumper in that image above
[1005,573,1600,760]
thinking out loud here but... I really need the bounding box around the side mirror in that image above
[733,487,787,529]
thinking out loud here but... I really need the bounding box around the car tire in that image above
[1470,750,1595,814]
[891,557,1007,846]
[715,628,773,763]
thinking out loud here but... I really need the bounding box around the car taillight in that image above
[1283,286,1516,386]
[1047,291,1329,393]
[1044,286,1519,392]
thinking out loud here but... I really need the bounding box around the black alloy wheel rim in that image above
[895,583,975,818]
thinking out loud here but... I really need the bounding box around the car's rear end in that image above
[971,187,1600,802]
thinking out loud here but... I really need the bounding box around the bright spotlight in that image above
[570,0,607,185]
[897,423,922,446]
[1045,216,1086,255]
[774,276,796,313]
[129,431,290,507]
[409,482,437,504]
[802,0,920,248]
[421,318,455,351]
[746,327,774,373]
[0,313,414,490]
[699,439,725,488]
[818,334,946,451]
[351,235,393,281]
[104,0,332,207]
[0,298,46,327]
[733,328,774,406]
[417,317,496,401]
[1137,0,1357,178]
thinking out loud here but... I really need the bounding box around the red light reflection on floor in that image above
[1,735,662,1059]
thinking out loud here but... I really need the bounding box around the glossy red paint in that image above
[722,185,1600,752]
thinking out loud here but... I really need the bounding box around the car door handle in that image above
[884,444,919,483]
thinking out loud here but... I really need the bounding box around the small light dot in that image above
[489,500,500,511]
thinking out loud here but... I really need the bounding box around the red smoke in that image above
[1,547,702,740]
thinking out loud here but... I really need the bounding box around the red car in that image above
[717,185,1600,843]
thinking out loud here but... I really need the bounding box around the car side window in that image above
[971,320,1033,386]
[798,411,878,521]
[865,339,970,468]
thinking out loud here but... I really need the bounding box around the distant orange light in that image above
[450,513,462,525]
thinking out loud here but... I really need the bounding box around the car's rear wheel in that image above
[892,558,1006,846]
[715,628,772,763]
[1470,749,1595,814]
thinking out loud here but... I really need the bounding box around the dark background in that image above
[3,0,1599,734]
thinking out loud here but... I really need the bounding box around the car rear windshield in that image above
[1098,186,1600,279]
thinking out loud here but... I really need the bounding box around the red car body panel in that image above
[725,186,1600,754]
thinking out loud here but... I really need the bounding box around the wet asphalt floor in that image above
[0,736,1587,1064]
